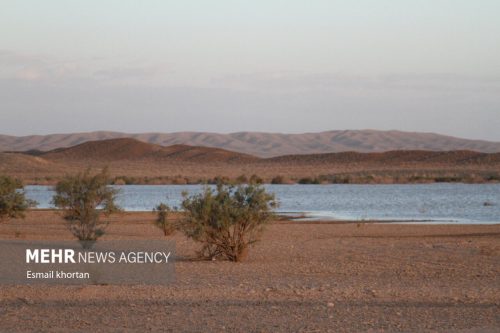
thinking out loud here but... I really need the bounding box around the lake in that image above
[24,184,500,224]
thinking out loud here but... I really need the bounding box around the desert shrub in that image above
[329,175,350,184]
[434,176,461,183]
[298,177,320,184]
[113,177,127,185]
[171,176,188,185]
[52,168,121,242]
[153,203,175,236]
[119,176,138,185]
[235,174,248,184]
[0,175,36,222]
[362,174,375,183]
[249,174,263,184]
[180,183,277,262]
[298,177,311,184]
[271,175,285,184]
[486,174,500,182]
[408,175,424,182]
[209,176,230,185]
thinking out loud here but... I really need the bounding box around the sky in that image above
[0,0,499,140]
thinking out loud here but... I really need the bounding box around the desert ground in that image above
[0,211,499,332]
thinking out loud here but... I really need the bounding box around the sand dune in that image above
[2,130,500,157]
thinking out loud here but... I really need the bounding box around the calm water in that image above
[25,184,500,224]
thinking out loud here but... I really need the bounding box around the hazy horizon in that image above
[1,128,500,144]
[1,1,499,140]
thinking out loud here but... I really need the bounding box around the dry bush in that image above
[249,174,263,184]
[271,175,285,184]
[180,183,277,262]
[52,168,121,242]
[0,175,36,222]
[153,203,176,236]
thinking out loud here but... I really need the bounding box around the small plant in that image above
[153,203,175,236]
[271,175,285,184]
[180,183,277,262]
[249,174,263,184]
[209,176,230,185]
[0,175,36,222]
[52,168,121,242]
[113,177,127,185]
[298,177,320,184]
[235,175,248,184]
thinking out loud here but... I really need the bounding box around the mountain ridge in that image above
[1,130,500,157]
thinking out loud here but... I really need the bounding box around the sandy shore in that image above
[1,211,499,332]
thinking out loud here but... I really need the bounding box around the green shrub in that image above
[0,175,36,222]
[154,203,175,236]
[180,183,277,262]
[52,168,121,242]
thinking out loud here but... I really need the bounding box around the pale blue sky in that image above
[0,0,499,140]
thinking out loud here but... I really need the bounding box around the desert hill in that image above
[40,138,257,163]
[31,138,500,166]
[1,138,499,185]
[0,152,70,181]
[2,130,500,157]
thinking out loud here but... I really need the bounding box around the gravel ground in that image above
[0,211,499,332]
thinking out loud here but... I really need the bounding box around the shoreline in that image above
[23,209,500,225]
[21,178,500,186]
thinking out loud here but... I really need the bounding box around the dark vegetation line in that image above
[27,171,500,185]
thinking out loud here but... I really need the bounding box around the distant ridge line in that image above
[1,130,499,157]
